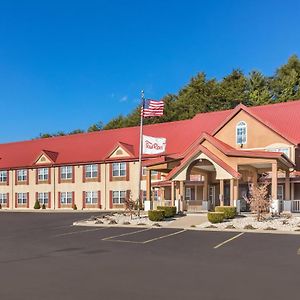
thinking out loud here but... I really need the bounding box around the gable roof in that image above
[1,99,300,170]
[106,142,135,159]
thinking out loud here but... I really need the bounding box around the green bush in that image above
[73,204,77,210]
[42,204,46,209]
[148,210,165,221]
[207,212,224,223]
[157,206,176,218]
[34,200,41,209]
[215,206,236,219]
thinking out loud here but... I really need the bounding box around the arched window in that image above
[236,121,247,145]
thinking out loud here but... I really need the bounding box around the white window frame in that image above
[0,193,7,204]
[267,147,290,158]
[85,191,98,204]
[142,167,158,177]
[38,192,49,205]
[0,171,7,183]
[236,121,247,145]
[60,166,73,180]
[277,185,284,201]
[60,192,72,204]
[17,192,27,204]
[112,162,126,177]
[17,169,27,182]
[85,164,98,179]
[38,168,49,181]
[112,190,126,204]
[209,186,216,203]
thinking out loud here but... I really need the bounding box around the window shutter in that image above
[26,170,29,185]
[126,190,130,204]
[109,164,112,181]
[15,193,17,208]
[15,171,18,186]
[58,192,61,208]
[126,162,130,181]
[98,191,101,209]
[36,169,39,185]
[48,192,51,209]
[6,171,9,186]
[72,191,75,207]
[98,164,101,182]
[36,192,38,203]
[58,167,61,184]
[48,168,51,184]
[27,192,29,208]
[82,191,86,209]
[82,166,86,183]
[6,193,9,208]
[157,172,161,180]
[72,166,75,183]
[109,190,113,209]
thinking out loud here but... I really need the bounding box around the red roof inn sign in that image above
[142,135,166,155]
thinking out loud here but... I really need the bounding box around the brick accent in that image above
[58,192,61,208]
[26,170,29,185]
[109,164,112,181]
[126,162,130,181]
[98,164,101,182]
[6,193,9,208]
[72,191,75,207]
[48,168,51,184]
[82,166,86,183]
[109,191,113,209]
[82,191,86,209]
[36,192,38,203]
[58,168,61,184]
[15,171,18,186]
[15,193,17,208]
[98,191,101,208]
[26,192,29,208]
[72,166,75,183]
[6,171,9,186]
[36,169,39,185]
[48,192,51,208]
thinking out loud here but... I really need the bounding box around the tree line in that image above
[37,55,300,138]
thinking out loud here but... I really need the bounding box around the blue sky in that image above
[0,0,299,143]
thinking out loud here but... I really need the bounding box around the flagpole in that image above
[137,90,145,217]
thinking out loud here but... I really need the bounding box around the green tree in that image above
[87,121,103,132]
[69,129,85,135]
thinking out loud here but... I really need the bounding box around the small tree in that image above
[248,182,271,221]
[34,199,41,209]
[124,192,135,220]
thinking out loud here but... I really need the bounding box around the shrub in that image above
[73,204,77,210]
[34,200,41,209]
[157,206,176,218]
[207,212,224,223]
[215,206,236,219]
[0,203,2,209]
[148,210,165,221]
[42,204,46,209]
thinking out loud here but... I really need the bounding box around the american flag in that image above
[141,99,164,117]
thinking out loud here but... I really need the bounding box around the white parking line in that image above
[54,227,107,237]
[213,233,244,249]
[102,228,151,241]
[142,229,187,244]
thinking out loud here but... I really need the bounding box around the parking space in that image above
[0,212,300,300]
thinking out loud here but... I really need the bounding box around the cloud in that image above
[119,95,128,102]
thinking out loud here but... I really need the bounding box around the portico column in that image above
[179,180,185,211]
[219,179,224,206]
[230,179,234,206]
[285,170,290,200]
[291,182,295,200]
[171,181,175,206]
[203,174,208,201]
[271,162,278,200]
[161,187,165,205]
[233,179,239,202]
[146,169,152,201]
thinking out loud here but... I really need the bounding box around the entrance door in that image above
[208,186,216,209]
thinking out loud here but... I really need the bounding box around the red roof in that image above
[0,99,300,170]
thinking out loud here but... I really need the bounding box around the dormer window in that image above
[236,121,247,145]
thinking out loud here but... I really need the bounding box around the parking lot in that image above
[0,212,299,300]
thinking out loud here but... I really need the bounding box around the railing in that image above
[152,200,172,210]
[184,200,203,212]
[292,200,300,212]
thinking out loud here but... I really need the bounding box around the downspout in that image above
[104,161,107,210]
[11,169,14,210]
[53,166,56,210]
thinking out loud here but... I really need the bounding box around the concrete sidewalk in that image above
[166,214,208,228]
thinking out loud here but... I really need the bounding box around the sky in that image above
[0,0,300,143]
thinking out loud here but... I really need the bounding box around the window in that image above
[277,185,284,201]
[236,121,247,145]
[85,165,98,178]
[153,189,159,201]
[267,147,290,157]
[209,186,216,203]
[112,191,126,204]
[112,162,126,177]
[185,187,192,201]
[0,171,7,183]
[60,166,73,180]
[38,192,49,205]
[85,191,98,204]
[60,192,72,204]
[17,193,27,204]
[38,168,49,181]
[142,190,147,202]
[142,167,158,176]
[17,169,27,182]
[0,193,7,204]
